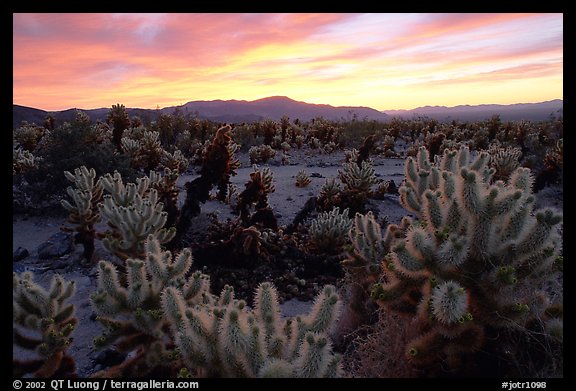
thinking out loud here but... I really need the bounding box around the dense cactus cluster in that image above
[371,145,563,374]
[309,207,352,253]
[163,282,342,377]
[90,235,200,376]
[249,144,276,164]
[12,103,563,378]
[13,273,77,377]
[98,171,176,260]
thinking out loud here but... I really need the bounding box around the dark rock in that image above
[50,259,68,271]
[37,232,74,259]
[13,247,29,262]
[310,172,324,178]
[13,263,27,273]
[93,348,127,367]
[270,160,281,167]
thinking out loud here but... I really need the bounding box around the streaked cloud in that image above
[13,13,562,111]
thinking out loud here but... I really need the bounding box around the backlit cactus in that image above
[371,146,563,374]
[162,282,342,377]
[488,145,522,181]
[309,207,352,253]
[399,145,493,214]
[13,272,77,377]
[98,171,176,260]
[61,166,103,262]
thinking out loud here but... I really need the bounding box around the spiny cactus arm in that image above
[430,281,470,324]
[126,259,149,309]
[439,149,458,172]
[253,282,284,343]
[389,241,428,278]
[293,333,340,378]
[513,209,562,258]
[182,271,212,303]
[258,359,294,377]
[300,285,340,335]
[458,168,484,215]
[437,234,469,267]
[469,151,491,172]
[422,190,444,230]
[93,261,129,310]
[13,273,77,377]
[456,145,470,170]
[218,305,252,377]
[399,185,422,214]
[416,146,431,170]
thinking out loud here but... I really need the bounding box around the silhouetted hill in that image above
[161,96,389,122]
[14,98,562,129]
[383,100,563,122]
[13,96,389,129]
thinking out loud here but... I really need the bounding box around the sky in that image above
[13,13,563,111]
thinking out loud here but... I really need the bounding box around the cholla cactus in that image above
[149,168,180,228]
[161,148,189,174]
[308,137,321,149]
[489,145,522,181]
[323,141,337,154]
[295,170,311,187]
[339,160,379,195]
[90,235,209,377]
[249,145,276,164]
[61,166,103,262]
[13,147,42,175]
[371,146,563,374]
[236,166,277,229]
[344,211,391,269]
[309,207,352,253]
[383,135,395,151]
[338,160,380,214]
[162,282,342,377]
[344,148,359,163]
[98,171,176,260]
[317,177,341,212]
[399,145,493,214]
[13,272,77,377]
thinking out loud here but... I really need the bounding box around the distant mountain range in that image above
[12,96,389,129]
[383,99,563,122]
[13,96,563,129]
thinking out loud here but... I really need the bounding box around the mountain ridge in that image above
[13,97,563,129]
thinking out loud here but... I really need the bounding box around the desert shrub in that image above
[27,121,136,199]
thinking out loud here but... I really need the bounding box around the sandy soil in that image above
[12,149,563,377]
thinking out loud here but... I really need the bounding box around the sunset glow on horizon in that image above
[13,13,563,112]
